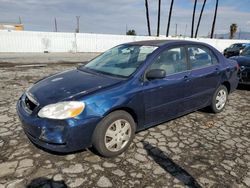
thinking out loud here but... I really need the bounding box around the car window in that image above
[241,46,250,56]
[230,43,243,48]
[148,47,187,75]
[188,46,216,69]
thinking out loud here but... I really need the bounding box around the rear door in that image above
[187,45,221,108]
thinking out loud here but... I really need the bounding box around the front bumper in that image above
[17,97,100,153]
[239,67,250,84]
[224,51,239,58]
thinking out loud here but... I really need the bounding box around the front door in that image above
[142,46,192,127]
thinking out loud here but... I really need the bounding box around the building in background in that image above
[0,23,24,31]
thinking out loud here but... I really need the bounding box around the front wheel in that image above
[92,111,135,157]
[210,85,228,113]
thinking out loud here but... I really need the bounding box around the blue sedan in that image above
[230,46,250,84]
[17,40,239,157]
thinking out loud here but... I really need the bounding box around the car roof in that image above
[125,40,205,47]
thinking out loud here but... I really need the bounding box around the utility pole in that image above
[76,16,80,33]
[54,18,58,32]
[184,24,187,37]
[19,16,22,24]
[175,24,177,36]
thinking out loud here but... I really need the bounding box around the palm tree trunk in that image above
[166,0,175,37]
[145,0,151,36]
[211,0,219,38]
[195,0,207,38]
[191,0,197,38]
[157,0,161,37]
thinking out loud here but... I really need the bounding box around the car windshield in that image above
[241,47,250,56]
[229,43,244,48]
[81,44,158,77]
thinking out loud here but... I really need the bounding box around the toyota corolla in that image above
[17,40,239,157]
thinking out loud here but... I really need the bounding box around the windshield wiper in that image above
[77,66,127,79]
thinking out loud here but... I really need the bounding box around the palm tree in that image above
[126,29,137,36]
[166,0,175,37]
[191,0,197,38]
[230,23,237,39]
[195,0,207,38]
[157,0,161,37]
[210,0,219,38]
[145,0,151,36]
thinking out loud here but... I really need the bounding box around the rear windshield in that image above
[229,43,244,48]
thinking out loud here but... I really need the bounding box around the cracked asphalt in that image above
[0,55,250,188]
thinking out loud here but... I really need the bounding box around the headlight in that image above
[38,101,85,120]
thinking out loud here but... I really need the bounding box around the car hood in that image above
[28,69,122,106]
[230,56,250,67]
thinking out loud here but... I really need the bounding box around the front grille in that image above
[22,92,39,114]
[239,68,250,83]
[24,96,37,111]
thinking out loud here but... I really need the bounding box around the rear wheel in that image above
[92,110,135,157]
[210,85,228,113]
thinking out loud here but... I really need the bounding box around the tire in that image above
[210,85,228,113]
[92,110,135,157]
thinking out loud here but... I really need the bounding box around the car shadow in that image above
[237,84,250,91]
[142,141,202,188]
[26,177,67,188]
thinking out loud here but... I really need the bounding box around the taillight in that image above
[236,63,240,72]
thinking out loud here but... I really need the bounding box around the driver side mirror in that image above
[146,69,166,80]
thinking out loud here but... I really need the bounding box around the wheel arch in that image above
[104,107,138,126]
[221,81,231,93]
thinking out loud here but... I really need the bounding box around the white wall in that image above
[0,30,249,53]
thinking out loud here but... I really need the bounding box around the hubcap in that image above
[215,89,227,110]
[104,119,131,152]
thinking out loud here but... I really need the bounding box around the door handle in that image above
[184,75,189,81]
[215,67,220,74]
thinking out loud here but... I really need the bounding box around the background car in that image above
[230,46,250,84]
[223,43,250,58]
[17,40,239,157]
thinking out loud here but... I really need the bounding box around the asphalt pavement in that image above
[0,53,249,188]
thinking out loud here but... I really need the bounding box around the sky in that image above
[0,0,250,37]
